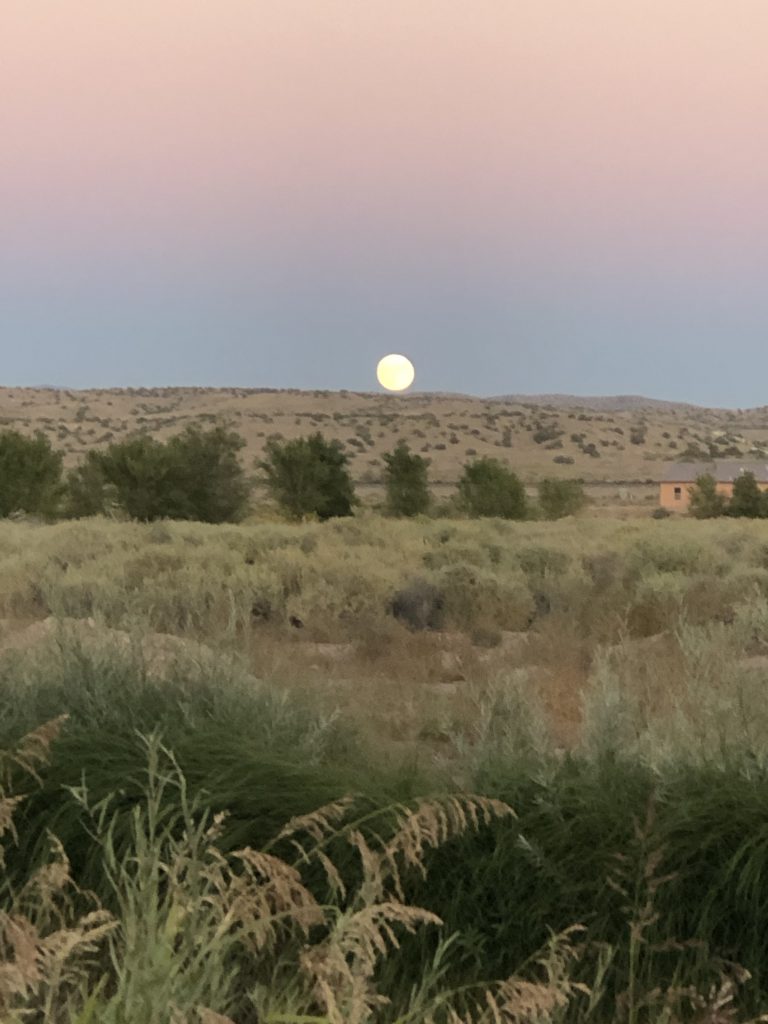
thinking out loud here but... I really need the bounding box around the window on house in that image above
[674,487,682,500]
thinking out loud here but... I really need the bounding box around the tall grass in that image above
[3,725,582,1024]
[1,641,768,1018]
[2,516,768,1018]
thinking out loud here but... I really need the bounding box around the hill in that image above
[491,393,711,413]
[2,387,768,509]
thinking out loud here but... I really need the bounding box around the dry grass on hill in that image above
[5,387,768,509]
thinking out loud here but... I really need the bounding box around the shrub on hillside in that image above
[0,429,63,518]
[537,478,586,520]
[260,432,356,521]
[532,424,563,445]
[680,443,710,461]
[457,458,527,520]
[629,423,647,445]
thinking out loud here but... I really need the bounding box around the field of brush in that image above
[8,385,768,512]
[3,514,768,1021]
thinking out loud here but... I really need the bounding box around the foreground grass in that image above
[2,515,768,1019]
[1,640,768,1021]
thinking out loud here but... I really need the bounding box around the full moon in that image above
[376,354,415,392]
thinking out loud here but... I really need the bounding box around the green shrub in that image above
[516,545,571,577]
[63,450,112,517]
[95,435,175,521]
[83,426,251,524]
[0,429,63,518]
[728,471,766,518]
[688,473,726,519]
[260,433,356,521]
[537,478,586,519]
[382,440,431,517]
[457,458,527,520]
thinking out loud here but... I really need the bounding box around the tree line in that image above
[0,427,585,523]
[687,471,768,518]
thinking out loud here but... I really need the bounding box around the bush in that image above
[537,478,586,520]
[63,451,111,518]
[630,424,647,445]
[688,474,726,519]
[165,425,251,523]
[94,436,173,521]
[457,458,527,520]
[389,578,444,630]
[728,471,766,518]
[261,432,356,521]
[88,426,251,523]
[382,440,431,517]
[0,429,63,518]
[532,425,562,445]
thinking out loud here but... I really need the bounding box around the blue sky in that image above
[3,1,768,406]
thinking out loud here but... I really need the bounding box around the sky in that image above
[2,1,768,405]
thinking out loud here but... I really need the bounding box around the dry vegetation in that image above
[0,513,768,756]
[2,514,768,1020]
[8,385,768,514]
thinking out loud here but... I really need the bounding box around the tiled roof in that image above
[663,460,768,483]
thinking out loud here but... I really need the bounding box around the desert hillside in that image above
[3,385,768,490]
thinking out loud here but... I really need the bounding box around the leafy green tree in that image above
[537,478,586,520]
[261,433,356,520]
[95,435,179,522]
[457,458,527,520]
[93,426,252,523]
[0,430,63,518]
[63,451,110,518]
[728,471,765,518]
[166,425,251,523]
[383,440,430,516]
[687,473,726,519]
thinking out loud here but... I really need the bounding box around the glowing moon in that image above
[376,354,415,392]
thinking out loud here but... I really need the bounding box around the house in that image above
[660,460,768,512]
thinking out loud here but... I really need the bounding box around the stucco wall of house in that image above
[659,480,768,511]
[659,481,696,511]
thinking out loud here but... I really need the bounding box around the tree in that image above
[63,451,110,518]
[382,441,430,516]
[687,473,726,519]
[260,433,356,520]
[537,478,586,520]
[457,458,527,520]
[166,425,251,523]
[0,430,63,518]
[95,435,179,522]
[93,427,252,523]
[728,471,765,518]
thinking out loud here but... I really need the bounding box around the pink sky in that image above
[2,2,768,398]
